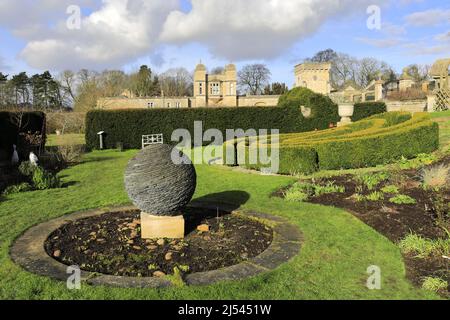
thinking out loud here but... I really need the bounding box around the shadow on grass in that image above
[81,157,119,164]
[61,181,79,188]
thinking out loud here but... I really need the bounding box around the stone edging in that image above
[10,204,302,288]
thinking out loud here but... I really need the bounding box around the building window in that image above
[211,82,220,95]
[167,102,171,108]
[230,83,234,95]
[199,83,203,95]
[147,102,154,108]
[175,102,181,108]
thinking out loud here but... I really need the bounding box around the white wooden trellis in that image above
[142,134,164,149]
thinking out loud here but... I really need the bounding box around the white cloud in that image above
[18,0,178,70]
[2,0,389,70]
[405,9,450,27]
[161,0,387,61]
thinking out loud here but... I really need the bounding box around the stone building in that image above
[398,67,416,91]
[97,63,280,110]
[294,62,332,95]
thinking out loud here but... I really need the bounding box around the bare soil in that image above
[45,208,273,278]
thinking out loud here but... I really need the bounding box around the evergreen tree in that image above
[10,72,30,107]
[131,65,159,97]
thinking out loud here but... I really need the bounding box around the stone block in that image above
[140,212,185,239]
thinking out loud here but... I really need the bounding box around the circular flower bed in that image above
[45,207,273,277]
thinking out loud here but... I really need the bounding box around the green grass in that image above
[0,150,441,299]
[46,134,85,147]
[431,111,450,150]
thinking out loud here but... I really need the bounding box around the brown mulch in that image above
[45,208,273,278]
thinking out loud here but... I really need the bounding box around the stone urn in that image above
[124,144,197,239]
[338,103,354,127]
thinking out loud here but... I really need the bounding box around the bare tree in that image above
[159,68,193,96]
[406,64,431,83]
[331,53,360,89]
[238,64,271,95]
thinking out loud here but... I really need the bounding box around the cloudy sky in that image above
[0,0,449,85]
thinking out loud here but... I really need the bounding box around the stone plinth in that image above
[140,213,185,239]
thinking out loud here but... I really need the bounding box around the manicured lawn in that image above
[0,150,439,299]
[431,111,450,150]
[46,134,85,147]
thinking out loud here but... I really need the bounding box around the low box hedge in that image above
[231,112,439,175]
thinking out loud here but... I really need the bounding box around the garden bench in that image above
[142,134,164,149]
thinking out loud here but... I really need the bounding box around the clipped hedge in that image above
[228,112,439,175]
[86,107,304,150]
[0,111,46,160]
[278,87,340,131]
[352,102,386,122]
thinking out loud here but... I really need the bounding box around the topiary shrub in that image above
[32,167,61,190]
[352,102,386,122]
[278,87,340,131]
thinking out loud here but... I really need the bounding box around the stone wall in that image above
[385,99,427,113]
[237,95,280,107]
[98,97,193,110]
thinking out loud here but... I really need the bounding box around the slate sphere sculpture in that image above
[124,144,197,216]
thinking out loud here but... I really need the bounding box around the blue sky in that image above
[0,0,448,86]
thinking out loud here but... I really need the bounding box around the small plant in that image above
[428,190,449,226]
[18,161,37,177]
[366,191,384,202]
[421,164,449,190]
[56,144,85,164]
[284,181,345,202]
[352,194,366,202]
[3,183,33,195]
[381,185,400,194]
[422,277,448,293]
[32,167,61,190]
[395,153,437,170]
[284,189,309,202]
[399,233,450,258]
[314,181,345,196]
[389,195,417,205]
[356,172,390,191]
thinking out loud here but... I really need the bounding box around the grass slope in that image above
[0,150,439,300]
[431,110,450,150]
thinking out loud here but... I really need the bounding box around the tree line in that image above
[305,48,430,89]
[0,64,287,112]
[0,49,429,112]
